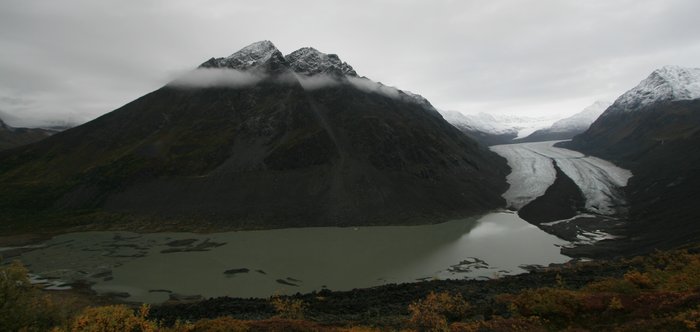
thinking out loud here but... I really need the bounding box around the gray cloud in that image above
[296,74,341,90]
[169,69,408,103]
[346,77,401,99]
[0,0,699,127]
[295,74,406,100]
[169,68,264,88]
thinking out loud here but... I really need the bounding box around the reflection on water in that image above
[16,211,569,303]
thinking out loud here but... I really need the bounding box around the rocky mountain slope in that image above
[0,118,56,151]
[559,65,700,253]
[519,101,611,142]
[0,41,508,233]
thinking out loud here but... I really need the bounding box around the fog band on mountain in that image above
[169,68,265,88]
[169,68,408,103]
[346,76,402,99]
[295,74,341,90]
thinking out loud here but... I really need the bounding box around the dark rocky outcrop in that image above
[518,161,585,224]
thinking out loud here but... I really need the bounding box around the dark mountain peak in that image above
[285,47,358,77]
[199,40,288,73]
[196,41,358,78]
[0,40,509,230]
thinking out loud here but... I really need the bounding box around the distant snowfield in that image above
[490,141,633,215]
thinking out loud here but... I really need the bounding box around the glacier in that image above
[491,141,632,215]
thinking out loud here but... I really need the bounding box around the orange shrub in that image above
[583,277,641,295]
[270,296,308,320]
[408,291,471,332]
[245,318,327,331]
[450,316,547,332]
[501,288,581,320]
[662,257,700,292]
[70,304,158,332]
[0,260,66,331]
[184,316,247,332]
[673,305,700,330]
[624,270,655,289]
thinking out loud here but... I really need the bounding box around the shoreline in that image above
[0,208,500,248]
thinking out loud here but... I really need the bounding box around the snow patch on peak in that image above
[200,40,287,72]
[441,112,518,136]
[285,47,358,77]
[610,65,700,113]
[235,40,277,56]
[549,100,612,133]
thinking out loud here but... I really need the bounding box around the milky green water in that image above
[16,211,569,303]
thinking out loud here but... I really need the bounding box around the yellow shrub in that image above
[270,296,307,320]
[662,256,700,292]
[188,316,248,332]
[450,316,547,332]
[672,305,700,330]
[70,304,158,332]
[408,291,471,332]
[623,270,655,289]
[583,277,640,295]
[501,288,581,320]
[608,296,624,311]
[0,260,65,331]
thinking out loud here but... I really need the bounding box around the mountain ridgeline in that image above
[518,101,611,143]
[0,41,508,232]
[560,66,700,252]
[0,118,56,151]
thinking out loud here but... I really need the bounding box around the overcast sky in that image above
[1,0,699,127]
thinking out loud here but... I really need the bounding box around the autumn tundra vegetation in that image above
[3,248,700,331]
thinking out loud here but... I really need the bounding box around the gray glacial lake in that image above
[15,211,569,303]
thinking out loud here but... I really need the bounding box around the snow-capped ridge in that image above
[182,41,439,116]
[199,40,288,72]
[441,111,559,138]
[608,65,700,113]
[441,111,518,136]
[549,100,612,132]
[401,90,437,113]
[285,47,357,77]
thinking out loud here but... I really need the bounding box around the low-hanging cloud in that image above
[295,74,341,90]
[347,76,401,99]
[295,73,405,100]
[168,69,407,103]
[168,68,264,88]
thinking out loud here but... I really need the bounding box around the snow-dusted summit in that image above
[190,41,439,114]
[608,65,700,113]
[285,47,357,77]
[518,101,612,142]
[549,101,612,133]
[442,111,558,136]
[200,40,288,73]
[441,111,519,136]
[199,42,360,77]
